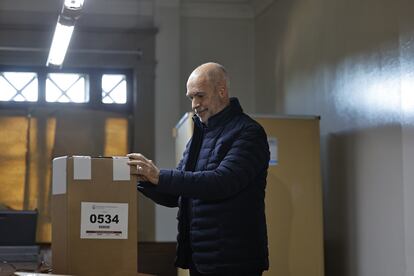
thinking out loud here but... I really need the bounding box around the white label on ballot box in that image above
[80,202,128,239]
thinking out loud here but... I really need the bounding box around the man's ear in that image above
[219,87,224,97]
[218,81,226,97]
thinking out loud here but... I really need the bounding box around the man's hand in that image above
[127,153,160,185]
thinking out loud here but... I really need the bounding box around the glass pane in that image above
[45,80,63,102]
[0,77,17,101]
[66,77,87,103]
[104,117,128,156]
[0,116,29,209]
[0,72,38,102]
[22,80,39,102]
[46,73,89,103]
[102,74,127,104]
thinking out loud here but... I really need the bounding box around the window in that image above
[46,73,88,103]
[0,66,132,111]
[102,74,127,104]
[0,65,133,243]
[0,72,38,102]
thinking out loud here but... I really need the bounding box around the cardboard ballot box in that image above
[52,156,138,276]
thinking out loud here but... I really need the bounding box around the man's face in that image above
[186,77,225,124]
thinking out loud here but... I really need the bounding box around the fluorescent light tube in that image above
[46,22,74,67]
[64,0,85,10]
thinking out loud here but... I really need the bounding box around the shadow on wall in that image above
[324,131,357,276]
[324,123,404,276]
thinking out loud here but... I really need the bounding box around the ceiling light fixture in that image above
[46,0,85,68]
[64,0,85,10]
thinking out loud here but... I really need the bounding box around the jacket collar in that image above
[192,97,243,129]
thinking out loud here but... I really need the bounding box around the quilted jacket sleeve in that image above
[137,181,178,207]
[156,123,270,200]
[136,146,189,208]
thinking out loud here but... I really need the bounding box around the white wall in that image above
[180,16,255,115]
[400,7,414,274]
[153,0,181,242]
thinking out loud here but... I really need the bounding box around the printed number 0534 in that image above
[90,214,119,224]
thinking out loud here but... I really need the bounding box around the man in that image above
[128,62,269,276]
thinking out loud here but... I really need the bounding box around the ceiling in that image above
[0,0,274,30]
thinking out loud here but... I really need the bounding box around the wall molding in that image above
[180,0,275,19]
[251,0,275,16]
[181,2,254,19]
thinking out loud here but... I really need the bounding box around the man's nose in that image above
[192,99,199,110]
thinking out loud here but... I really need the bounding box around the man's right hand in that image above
[127,153,160,185]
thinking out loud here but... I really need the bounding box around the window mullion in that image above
[38,71,46,104]
[89,71,101,108]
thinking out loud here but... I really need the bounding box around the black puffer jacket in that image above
[138,98,269,274]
